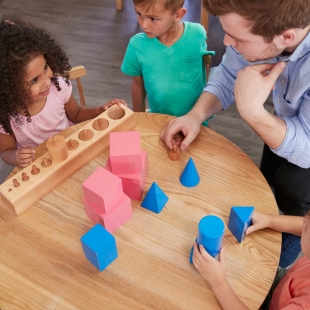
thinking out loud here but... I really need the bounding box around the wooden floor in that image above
[0,0,273,183]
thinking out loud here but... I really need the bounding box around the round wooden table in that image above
[0,112,280,309]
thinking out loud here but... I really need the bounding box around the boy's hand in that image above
[100,98,127,113]
[192,242,227,289]
[246,210,271,235]
[15,147,35,168]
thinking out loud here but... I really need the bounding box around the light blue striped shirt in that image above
[204,32,310,168]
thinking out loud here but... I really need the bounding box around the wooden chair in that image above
[116,0,124,10]
[68,66,87,106]
[203,52,215,81]
[200,1,208,32]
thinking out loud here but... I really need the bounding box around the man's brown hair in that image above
[133,0,185,13]
[203,0,310,42]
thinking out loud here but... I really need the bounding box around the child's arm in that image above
[193,243,249,310]
[0,133,35,168]
[246,210,303,237]
[132,76,146,112]
[64,95,127,123]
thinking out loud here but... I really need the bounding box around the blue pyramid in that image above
[141,182,169,214]
[180,158,200,187]
[228,206,254,243]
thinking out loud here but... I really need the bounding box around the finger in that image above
[218,247,226,265]
[265,61,286,84]
[193,243,204,264]
[199,244,213,261]
[180,131,196,151]
[246,222,262,235]
[160,127,174,149]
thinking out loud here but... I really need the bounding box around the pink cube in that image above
[109,131,142,174]
[82,167,123,213]
[106,150,148,200]
[83,193,132,233]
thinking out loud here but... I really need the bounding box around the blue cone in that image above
[180,158,200,187]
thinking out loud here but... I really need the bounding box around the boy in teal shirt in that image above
[121,0,214,126]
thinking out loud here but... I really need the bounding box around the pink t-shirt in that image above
[0,77,73,149]
[270,256,310,310]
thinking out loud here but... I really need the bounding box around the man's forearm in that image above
[188,91,223,124]
[241,109,286,149]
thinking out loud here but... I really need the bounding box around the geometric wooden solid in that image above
[0,105,135,216]
[228,206,254,243]
[141,182,168,214]
[46,135,69,163]
[190,215,225,263]
[180,158,200,187]
[80,223,118,271]
[105,150,148,200]
[109,131,142,175]
[82,167,123,213]
[83,193,132,233]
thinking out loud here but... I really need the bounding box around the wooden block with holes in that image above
[0,105,135,216]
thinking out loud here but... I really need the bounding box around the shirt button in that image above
[281,80,285,84]
[299,54,303,58]
[278,99,281,103]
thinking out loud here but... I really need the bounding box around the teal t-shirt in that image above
[121,22,212,126]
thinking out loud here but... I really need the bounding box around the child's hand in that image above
[246,210,271,235]
[192,242,227,289]
[100,98,127,113]
[15,147,35,168]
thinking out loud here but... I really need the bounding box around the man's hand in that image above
[160,114,201,151]
[234,62,286,118]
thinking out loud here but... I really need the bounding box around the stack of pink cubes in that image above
[105,131,148,201]
[82,167,132,233]
[82,131,148,233]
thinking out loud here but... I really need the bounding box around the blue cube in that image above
[81,224,118,271]
[228,206,254,243]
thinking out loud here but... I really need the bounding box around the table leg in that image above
[116,0,124,10]
[200,1,208,32]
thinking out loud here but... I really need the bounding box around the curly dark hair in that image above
[0,14,72,134]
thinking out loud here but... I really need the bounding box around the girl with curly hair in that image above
[0,15,126,169]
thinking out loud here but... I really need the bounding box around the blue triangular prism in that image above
[232,206,254,223]
[180,158,200,187]
[141,182,169,213]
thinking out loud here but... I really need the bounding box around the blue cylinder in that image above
[197,215,225,257]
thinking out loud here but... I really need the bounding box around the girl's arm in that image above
[65,94,127,124]
[132,76,146,112]
[0,133,35,167]
[246,211,303,237]
[193,243,249,310]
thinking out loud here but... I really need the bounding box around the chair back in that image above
[68,66,87,106]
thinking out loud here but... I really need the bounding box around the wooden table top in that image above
[0,112,281,310]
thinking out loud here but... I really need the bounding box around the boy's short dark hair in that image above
[203,0,310,42]
[133,0,185,13]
